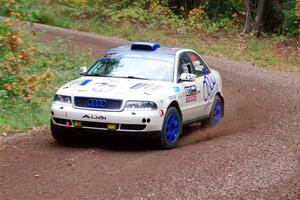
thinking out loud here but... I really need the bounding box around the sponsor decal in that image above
[131,83,147,89]
[168,95,177,100]
[144,84,163,91]
[80,79,92,86]
[173,86,180,93]
[82,114,106,120]
[185,85,197,102]
[93,83,116,92]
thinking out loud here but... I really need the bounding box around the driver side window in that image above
[178,53,193,78]
[188,52,208,77]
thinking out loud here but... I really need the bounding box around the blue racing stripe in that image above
[80,79,92,86]
[130,83,147,89]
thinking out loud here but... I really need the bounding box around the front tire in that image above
[159,107,182,149]
[50,120,76,144]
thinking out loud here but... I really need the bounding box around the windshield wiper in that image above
[84,74,113,77]
[118,76,149,80]
[85,74,149,80]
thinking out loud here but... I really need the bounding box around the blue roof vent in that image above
[131,42,160,51]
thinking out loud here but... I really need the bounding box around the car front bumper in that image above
[51,103,164,133]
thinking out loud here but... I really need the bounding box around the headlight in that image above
[54,94,72,104]
[124,101,158,111]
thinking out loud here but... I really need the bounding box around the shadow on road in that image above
[46,124,219,152]
[48,133,161,152]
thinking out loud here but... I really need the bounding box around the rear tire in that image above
[201,95,222,128]
[50,120,76,144]
[159,107,182,149]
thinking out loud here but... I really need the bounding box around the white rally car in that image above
[51,42,224,149]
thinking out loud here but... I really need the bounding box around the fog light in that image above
[74,121,82,127]
[107,123,116,130]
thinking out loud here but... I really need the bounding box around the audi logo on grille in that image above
[87,98,107,107]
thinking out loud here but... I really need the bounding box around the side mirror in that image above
[179,73,196,82]
[79,66,87,75]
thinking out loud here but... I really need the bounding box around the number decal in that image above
[185,85,197,102]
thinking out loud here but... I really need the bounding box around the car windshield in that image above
[86,53,175,82]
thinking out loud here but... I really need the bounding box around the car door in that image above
[187,51,215,117]
[177,52,200,122]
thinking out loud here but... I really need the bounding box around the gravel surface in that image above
[0,23,299,200]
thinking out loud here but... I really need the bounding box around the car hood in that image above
[56,77,174,101]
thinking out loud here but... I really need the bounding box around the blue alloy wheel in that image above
[201,95,223,128]
[213,99,222,125]
[166,113,179,144]
[160,107,182,149]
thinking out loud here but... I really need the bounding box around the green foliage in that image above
[0,2,52,101]
[283,0,300,35]
[206,0,243,19]
[0,0,93,133]
[30,9,72,28]
[0,41,93,133]
[109,6,148,24]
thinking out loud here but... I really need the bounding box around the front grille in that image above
[74,97,122,110]
[120,124,146,130]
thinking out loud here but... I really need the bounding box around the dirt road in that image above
[1,24,299,200]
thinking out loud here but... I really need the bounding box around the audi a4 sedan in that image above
[51,42,224,149]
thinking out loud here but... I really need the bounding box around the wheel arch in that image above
[216,92,224,117]
[168,101,182,118]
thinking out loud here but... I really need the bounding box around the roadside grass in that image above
[15,0,300,72]
[0,41,93,134]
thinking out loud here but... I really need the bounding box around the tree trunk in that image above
[253,0,265,36]
[296,0,300,18]
[243,0,252,33]
[145,0,151,10]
